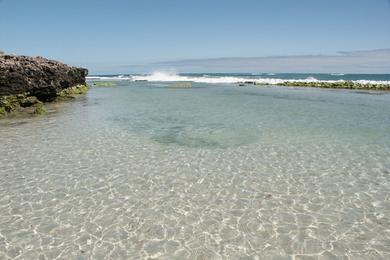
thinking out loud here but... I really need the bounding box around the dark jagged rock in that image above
[0,55,88,118]
[0,55,88,101]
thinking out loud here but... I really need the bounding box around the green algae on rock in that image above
[57,84,90,98]
[0,54,89,118]
[256,80,390,91]
[0,94,44,117]
[0,55,87,98]
[0,85,89,118]
[33,102,45,115]
[93,81,116,87]
[0,88,89,118]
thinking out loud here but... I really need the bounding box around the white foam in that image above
[131,71,251,84]
[88,72,390,86]
[86,75,132,81]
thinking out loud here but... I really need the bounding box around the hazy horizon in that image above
[87,48,390,75]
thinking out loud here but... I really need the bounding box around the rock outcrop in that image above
[0,55,88,101]
[0,55,88,117]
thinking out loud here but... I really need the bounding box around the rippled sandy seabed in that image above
[1,82,390,259]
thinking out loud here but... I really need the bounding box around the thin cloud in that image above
[143,49,390,74]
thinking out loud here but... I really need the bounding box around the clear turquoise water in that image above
[1,82,390,259]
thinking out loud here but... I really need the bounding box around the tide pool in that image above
[1,82,389,259]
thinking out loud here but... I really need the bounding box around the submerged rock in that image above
[171,82,192,88]
[93,81,116,87]
[0,55,88,101]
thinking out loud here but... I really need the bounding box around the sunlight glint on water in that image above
[0,82,390,259]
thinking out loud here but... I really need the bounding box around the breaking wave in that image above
[87,72,390,85]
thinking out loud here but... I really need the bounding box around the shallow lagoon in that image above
[1,82,390,259]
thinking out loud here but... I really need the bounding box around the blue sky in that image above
[0,0,389,73]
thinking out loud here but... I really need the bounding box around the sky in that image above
[0,0,390,74]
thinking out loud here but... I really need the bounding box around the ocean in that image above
[87,72,390,85]
[0,76,390,259]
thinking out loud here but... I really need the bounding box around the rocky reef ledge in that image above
[251,81,390,91]
[275,81,390,91]
[0,55,88,117]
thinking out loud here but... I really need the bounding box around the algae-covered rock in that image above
[0,106,5,116]
[0,85,89,118]
[0,54,88,101]
[0,55,90,119]
[277,81,390,91]
[33,103,45,115]
[0,95,19,113]
[0,94,45,117]
[19,96,39,107]
[93,81,115,87]
[57,84,89,98]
